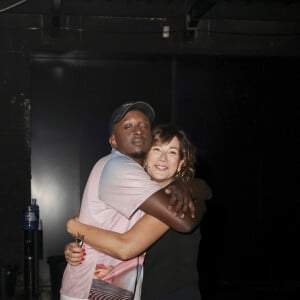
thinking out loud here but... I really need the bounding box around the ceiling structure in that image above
[0,0,300,56]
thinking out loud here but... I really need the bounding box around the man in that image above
[61,101,211,300]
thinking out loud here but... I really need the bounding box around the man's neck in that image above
[134,158,144,165]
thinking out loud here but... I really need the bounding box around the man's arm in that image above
[166,178,212,218]
[102,157,211,233]
[65,178,212,265]
[139,178,212,232]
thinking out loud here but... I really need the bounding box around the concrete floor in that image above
[3,280,300,300]
[3,290,52,300]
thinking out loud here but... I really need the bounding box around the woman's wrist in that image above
[67,218,76,235]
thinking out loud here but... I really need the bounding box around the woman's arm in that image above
[67,214,169,261]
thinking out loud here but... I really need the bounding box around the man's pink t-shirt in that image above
[60,149,161,299]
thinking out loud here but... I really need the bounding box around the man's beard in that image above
[131,151,147,159]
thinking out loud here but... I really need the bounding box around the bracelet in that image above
[72,232,85,247]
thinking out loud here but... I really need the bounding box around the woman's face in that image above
[145,136,184,187]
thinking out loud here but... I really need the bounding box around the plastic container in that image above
[22,199,40,230]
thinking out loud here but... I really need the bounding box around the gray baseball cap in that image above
[109,101,155,134]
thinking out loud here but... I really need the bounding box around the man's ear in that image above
[109,135,116,148]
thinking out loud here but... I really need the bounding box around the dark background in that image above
[0,0,299,299]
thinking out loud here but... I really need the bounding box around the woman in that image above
[64,124,210,299]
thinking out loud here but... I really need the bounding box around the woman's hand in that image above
[64,242,85,266]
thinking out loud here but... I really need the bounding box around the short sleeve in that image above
[99,155,161,219]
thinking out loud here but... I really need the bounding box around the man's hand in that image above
[164,178,212,219]
[164,182,195,219]
[139,178,211,232]
[64,242,85,266]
